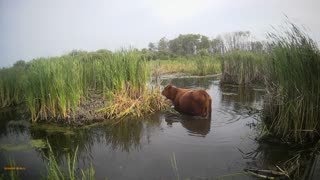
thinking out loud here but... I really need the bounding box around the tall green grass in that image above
[220,51,266,85]
[193,56,221,76]
[81,51,148,95]
[263,23,320,143]
[0,50,149,122]
[149,56,220,76]
[25,57,83,121]
[0,64,26,108]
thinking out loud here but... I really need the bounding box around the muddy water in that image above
[0,76,318,179]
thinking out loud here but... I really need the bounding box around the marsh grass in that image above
[0,65,26,108]
[0,50,150,122]
[1,50,220,122]
[194,56,221,76]
[220,51,266,85]
[149,56,221,76]
[25,57,83,121]
[263,23,320,143]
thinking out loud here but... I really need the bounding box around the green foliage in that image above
[263,23,320,143]
[0,50,149,122]
[220,51,267,85]
[141,48,156,60]
[149,34,211,58]
[210,36,225,54]
[147,32,267,59]
[199,35,210,50]
[25,57,83,121]
[148,42,157,51]
[193,56,220,76]
[169,34,201,56]
[149,56,220,76]
[0,64,26,108]
[158,37,169,52]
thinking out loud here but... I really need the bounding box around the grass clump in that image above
[25,57,83,121]
[263,23,320,143]
[220,51,266,85]
[98,84,169,120]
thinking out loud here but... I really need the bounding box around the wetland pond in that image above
[0,76,319,179]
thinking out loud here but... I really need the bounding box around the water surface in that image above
[0,76,318,179]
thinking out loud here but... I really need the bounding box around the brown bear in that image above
[161,84,212,118]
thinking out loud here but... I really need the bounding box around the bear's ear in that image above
[167,84,172,88]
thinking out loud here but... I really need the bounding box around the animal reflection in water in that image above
[161,84,212,118]
[164,113,211,137]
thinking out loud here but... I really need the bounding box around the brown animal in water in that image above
[161,84,212,118]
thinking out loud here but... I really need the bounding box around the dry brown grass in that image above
[97,84,169,120]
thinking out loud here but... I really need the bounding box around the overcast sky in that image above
[1,0,320,67]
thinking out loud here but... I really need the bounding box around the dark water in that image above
[0,77,318,179]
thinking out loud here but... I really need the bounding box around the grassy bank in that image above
[149,56,221,76]
[0,50,162,123]
[263,24,320,143]
[1,49,221,123]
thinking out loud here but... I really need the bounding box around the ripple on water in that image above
[214,108,242,127]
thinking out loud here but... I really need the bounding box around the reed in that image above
[25,57,83,121]
[81,50,149,94]
[149,56,220,76]
[45,142,95,180]
[0,50,150,122]
[220,51,266,85]
[263,23,320,143]
[0,64,26,108]
[193,56,221,76]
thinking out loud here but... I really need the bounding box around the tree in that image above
[198,49,209,57]
[158,37,169,52]
[168,34,201,56]
[141,48,156,60]
[250,41,265,53]
[13,60,26,68]
[222,31,252,52]
[210,36,225,54]
[148,42,157,51]
[199,35,210,50]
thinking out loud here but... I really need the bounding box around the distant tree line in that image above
[1,31,270,69]
[141,31,269,60]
